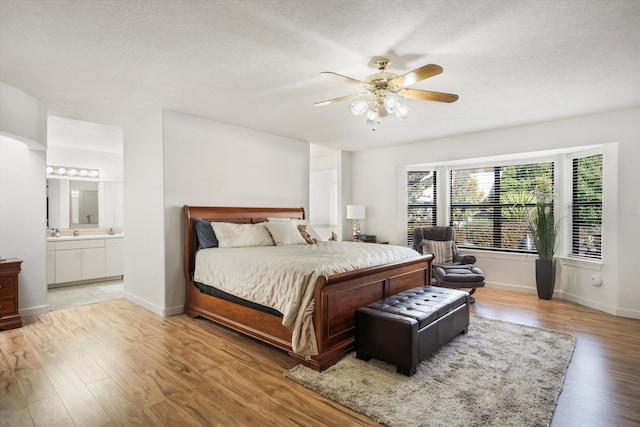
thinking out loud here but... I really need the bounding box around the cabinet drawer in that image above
[55,239,105,250]
[0,278,16,297]
[0,295,16,316]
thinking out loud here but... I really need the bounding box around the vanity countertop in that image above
[47,234,124,242]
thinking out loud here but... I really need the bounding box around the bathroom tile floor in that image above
[47,278,124,311]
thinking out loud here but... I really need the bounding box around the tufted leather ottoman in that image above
[355,286,470,376]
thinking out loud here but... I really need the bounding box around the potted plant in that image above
[529,198,559,299]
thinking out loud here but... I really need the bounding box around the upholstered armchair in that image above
[412,226,485,302]
[412,226,476,265]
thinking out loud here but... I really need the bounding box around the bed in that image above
[183,205,433,371]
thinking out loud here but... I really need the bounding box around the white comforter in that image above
[193,241,421,356]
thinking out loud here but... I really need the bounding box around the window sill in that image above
[558,256,603,271]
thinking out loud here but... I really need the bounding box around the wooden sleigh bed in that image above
[183,205,433,371]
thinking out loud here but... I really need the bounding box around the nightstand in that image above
[345,240,389,244]
[0,258,22,330]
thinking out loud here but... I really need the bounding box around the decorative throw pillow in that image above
[420,239,454,264]
[211,222,275,248]
[264,221,308,246]
[195,217,218,249]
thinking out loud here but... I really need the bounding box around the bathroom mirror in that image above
[47,179,123,229]
[70,181,99,226]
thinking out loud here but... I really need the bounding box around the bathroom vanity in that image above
[47,235,123,286]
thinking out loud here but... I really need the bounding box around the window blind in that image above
[572,154,603,259]
[449,162,553,252]
[407,171,437,247]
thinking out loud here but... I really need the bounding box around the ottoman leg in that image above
[356,352,371,361]
[398,365,417,377]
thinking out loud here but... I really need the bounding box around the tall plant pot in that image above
[535,258,556,300]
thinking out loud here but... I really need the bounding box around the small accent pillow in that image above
[267,217,321,241]
[211,222,275,248]
[195,217,218,249]
[421,239,454,264]
[265,221,308,246]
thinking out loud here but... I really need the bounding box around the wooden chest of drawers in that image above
[0,258,22,330]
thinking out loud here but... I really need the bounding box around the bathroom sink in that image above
[47,234,123,241]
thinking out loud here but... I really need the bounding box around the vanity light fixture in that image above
[47,165,99,179]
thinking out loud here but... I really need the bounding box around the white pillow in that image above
[211,222,275,248]
[264,221,308,246]
[267,218,321,241]
[420,239,454,264]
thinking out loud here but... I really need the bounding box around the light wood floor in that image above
[1,288,639,426]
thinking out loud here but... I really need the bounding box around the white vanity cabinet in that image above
[105,238,124,276]
[46,242,55,284]
[49,236,122,285]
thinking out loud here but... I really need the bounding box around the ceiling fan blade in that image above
[320,71,365,87]
[313,93,366,107]
[398,88,459,103]
[390,64,443,88]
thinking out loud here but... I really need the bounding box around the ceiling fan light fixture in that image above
[314,57,456,128]
[365,107,379,124]
[350,99,369,116]
[383,95,399,114]
[394,102,411,119]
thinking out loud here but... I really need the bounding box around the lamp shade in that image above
[346,205,366,220]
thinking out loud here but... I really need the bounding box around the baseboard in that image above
[123,292,184,317]
[19,304,49,317]
[486,282,640,320]
[614,307,640,319]
[485,281,538,295]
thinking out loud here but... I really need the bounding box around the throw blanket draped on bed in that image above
[194,242,421,356]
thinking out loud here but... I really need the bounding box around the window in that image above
[450,162,554,252]
[572,154,603,259]
[407,171,437,247]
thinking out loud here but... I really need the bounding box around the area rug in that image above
[285,315,576,427]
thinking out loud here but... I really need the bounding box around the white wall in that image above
[124,110,309,315]
[122,111,166,313]
[350,108,640,319]
[0,83,48,317]
[0,82,48,149]
[0,136,48,316]
[310,144,339,240]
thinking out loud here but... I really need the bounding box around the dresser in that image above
[0,258,22,330]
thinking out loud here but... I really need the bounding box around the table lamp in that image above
[346,205,366,240]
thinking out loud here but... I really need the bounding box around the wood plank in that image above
[86,378,152,426]
[27,395,73,427]
[41,360,111,426]
[63,350,110,385]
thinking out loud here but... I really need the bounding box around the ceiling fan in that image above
[313,57,458,128]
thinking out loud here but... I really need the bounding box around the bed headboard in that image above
[183,205,305,281]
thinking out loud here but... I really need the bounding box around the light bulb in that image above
[384,96,399,113]
[395,102,411,119]
[350,99,369,116]
[365,107,379,124]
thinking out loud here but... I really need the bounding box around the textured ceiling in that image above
[1,0,639,152]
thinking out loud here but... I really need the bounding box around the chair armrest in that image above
[454,254,476,264]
